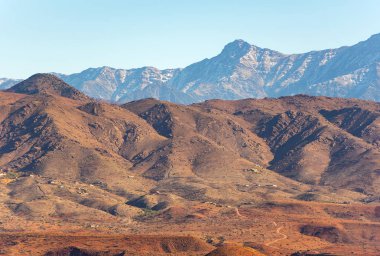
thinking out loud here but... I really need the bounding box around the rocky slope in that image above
[1,75,379,255]
[0,74,378,218]
[48,33,380,103]
[53,67,182,102]
[197,95,380,195]
[3,34,380,104]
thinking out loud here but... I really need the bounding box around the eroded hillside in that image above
[0,75,379,255]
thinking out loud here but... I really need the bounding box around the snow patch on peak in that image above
[6,34,379,103]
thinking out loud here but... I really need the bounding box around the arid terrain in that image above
[0,74,379,255]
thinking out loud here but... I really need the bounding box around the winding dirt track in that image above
[264,222,288,247]
[235,207,243,217]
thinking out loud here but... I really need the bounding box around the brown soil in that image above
[206,244,266,256]
[299,225,350,243]
[0,234,214,256]
[0,75,379,255]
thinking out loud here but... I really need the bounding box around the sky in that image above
[1,0,380,78]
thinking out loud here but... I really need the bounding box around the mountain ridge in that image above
[1,33,380,103]
[1,75,380,255]
[3,74,380,196]
[7,73,88,100]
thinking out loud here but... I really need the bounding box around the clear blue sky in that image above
[1,0,380,78]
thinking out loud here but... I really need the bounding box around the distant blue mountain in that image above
[0,78,22,90]
[3,34,380,103]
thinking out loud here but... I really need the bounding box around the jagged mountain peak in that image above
[7,73,88,100]
[220,39,253,58]
[3,33,380,103]
[224,39,251,48]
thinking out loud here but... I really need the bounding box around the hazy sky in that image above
[1,0,380,78]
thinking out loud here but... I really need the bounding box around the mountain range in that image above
[2,33,380,103]
[0,74,380,255]
[2,74,380,201]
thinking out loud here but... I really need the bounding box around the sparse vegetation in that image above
[0,75,379,255]
[135,208,159,220]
